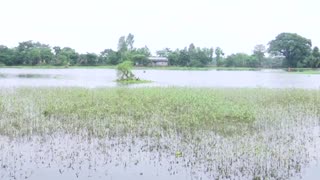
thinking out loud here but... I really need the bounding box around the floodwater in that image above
[1,122,320,180]
[1,123,320,180]
[0,68,320,88]
[1,68,320,180]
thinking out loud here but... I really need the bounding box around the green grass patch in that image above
[0,88,319,138]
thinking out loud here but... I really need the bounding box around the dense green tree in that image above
[15,41,36,64]
[268,33,312,68]
[205,47,214,58]
[189,47,212,67]
[14,41,54,65]
[85,53,98,65]
[167,50,180,66]
[78,53,98,65]
[164,45,213,67]
[0,45,15,65]
[178,48,190,66]
[27,48,41,65]
[202,47,214,64]
[40,47,54,64]
[53,47,78,66]
[53,46,61,55]
[135,46,151,56]
[303,47,320,68]
[16,41,34,60]
[131,46,151,66]
[100,49,121,65]
[132,54,148,66]
[55,54,68,66]
[225,53,258,67]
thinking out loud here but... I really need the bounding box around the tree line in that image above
[0,34,151,67]
[0,32,319,68]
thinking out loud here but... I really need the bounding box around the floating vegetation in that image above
[0,88,320,179]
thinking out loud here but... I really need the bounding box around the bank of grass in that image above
[285,68,320,74]
[0,88,319,138]
[290,70,320,74]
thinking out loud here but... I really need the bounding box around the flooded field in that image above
[0,88,320,179]
[1,68,320,88]
[1,127,319,180]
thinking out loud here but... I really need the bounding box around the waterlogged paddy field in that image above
[0,88,320,180]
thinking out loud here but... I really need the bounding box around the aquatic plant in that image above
[0,87,319,179]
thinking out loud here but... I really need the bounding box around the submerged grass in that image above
[0,87,319,138]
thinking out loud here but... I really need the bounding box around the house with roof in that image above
[148,57,169,66]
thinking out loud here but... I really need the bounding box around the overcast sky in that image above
[0,0,319,55]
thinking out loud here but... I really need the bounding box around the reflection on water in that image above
[0,68,320,88]
[0,134,198,180]
[1,117,320,180]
